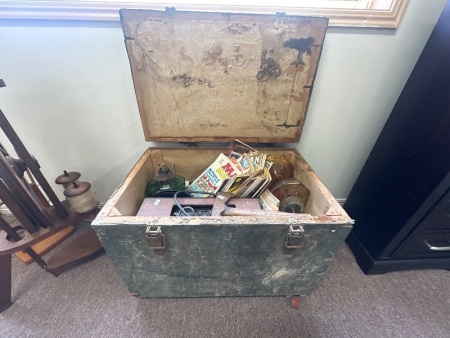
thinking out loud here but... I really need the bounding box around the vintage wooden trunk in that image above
[92,9,353,298]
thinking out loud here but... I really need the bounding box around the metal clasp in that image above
[146,226,166,252]
[284,225,304,249]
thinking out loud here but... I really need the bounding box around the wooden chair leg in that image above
[0,254,12,312]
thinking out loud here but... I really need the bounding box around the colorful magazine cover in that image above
[186,153,241,196]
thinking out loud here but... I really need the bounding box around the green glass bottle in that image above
[145,163,186,197]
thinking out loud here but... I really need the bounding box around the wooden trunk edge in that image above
[92,216,353,227]
[95,148,154,219]
[93,147,352,223]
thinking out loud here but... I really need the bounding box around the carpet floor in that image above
[1,224,449,338]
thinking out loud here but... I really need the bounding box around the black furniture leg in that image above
[0,254,12,312]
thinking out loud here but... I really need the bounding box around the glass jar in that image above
[267,155,292,186]
[269,178,310,213]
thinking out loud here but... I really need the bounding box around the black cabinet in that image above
[344,2,450,274]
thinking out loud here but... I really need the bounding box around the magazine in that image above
[259,190,280,211]
[187,139,274,198]
[224,139,257,158]
[186,153,241,196]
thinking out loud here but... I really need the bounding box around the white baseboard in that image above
[335,198,346,206]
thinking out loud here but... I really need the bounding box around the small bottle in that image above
[269,178,310,213]
[267,155,292,188]
[145,163,186,197]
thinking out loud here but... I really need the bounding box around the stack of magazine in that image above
[186,139,273,198]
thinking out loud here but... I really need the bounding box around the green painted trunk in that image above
[92,11,352,298]
[92,148,353,298]
[94,221,351,297]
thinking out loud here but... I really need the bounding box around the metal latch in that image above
[284,225,305,249]
[146,226,166,252]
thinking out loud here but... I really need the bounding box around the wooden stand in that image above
[46,228,104,276]
[0,104,103,313]
[0,203,103,312]
[14,226,76,264]
[0,254,12,312]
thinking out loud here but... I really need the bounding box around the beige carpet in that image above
[1,223,449,338]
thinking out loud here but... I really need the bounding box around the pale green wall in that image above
[0,0,447,202]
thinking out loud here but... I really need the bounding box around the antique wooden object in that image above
[92,9,352,298]
[344,2,450,274]
[13,176,76,264]
[0,104,103,312]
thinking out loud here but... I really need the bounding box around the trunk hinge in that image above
[179,142,199,147]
